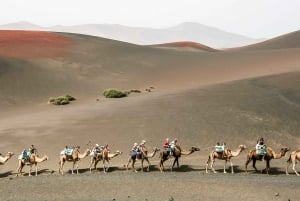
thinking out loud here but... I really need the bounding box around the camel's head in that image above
[7,152,14,157]
[153,147,160,152]
[86,149,91,155]
[191,147,200,152]
[239,145,247,151]
[280,147,290,156]
[116,150,122,155]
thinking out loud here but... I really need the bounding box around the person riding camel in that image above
[170,138,178,156]
[256,137,267,161]
[103,144,110,152]
[131,142,140,158]
[91,144,102,157]
[214,142,226,158]
[139,140,147,156]
[20,144,37,162]
[163,138,172,156]
[29,144,37,155]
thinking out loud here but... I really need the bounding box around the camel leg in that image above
[132,160,137,172]
[252,159,258,172]
[286,160,291,175]
[245,158,250,173]
[126,158,131,171]
[59,160,65,175]
[144,158,150,172]
[171,157,178,171]
[89,158,94,173]
[230,160,234,174]
[265,160,270,175]
[76,161,79,174]
[159,159,166,172]
[210,160,217,174]
[35,163,38,176]
[105,159,110,172]
[223,160,227,173]
[71,161,75,174]
[103,159,110,173]
[16,160,24,177]
[292,161,299,176]
[205,156,211,173]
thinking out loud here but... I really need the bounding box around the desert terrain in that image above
[0,30,300,201]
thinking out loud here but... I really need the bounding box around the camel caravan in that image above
[2,137,300,177]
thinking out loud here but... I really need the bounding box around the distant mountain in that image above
[0,21,42,30]
[0,21,261,48]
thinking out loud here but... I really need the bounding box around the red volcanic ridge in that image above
[0,30,73,59]
[157,41,217,51]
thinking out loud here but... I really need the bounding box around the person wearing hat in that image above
[131,142,140,157]
[29,144,37,155]
[139,140,148,156]
[91,143,102,157]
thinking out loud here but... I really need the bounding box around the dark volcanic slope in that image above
[1,31,300,110]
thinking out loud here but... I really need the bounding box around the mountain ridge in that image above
[0,21,261,48]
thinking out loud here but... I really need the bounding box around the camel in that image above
[126,147,160,172]
[16,153,48,176]
[159,145,200,172]
[245,147,290,174]
[58,147,91,175]
[0,152,14,165]
[286,148,300,176]
[89,149,122,173]
[206,144,246,174]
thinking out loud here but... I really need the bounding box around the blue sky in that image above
[1,0,300,38]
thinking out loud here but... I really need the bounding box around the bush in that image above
[48,94,76,105]
[103,88,127,98]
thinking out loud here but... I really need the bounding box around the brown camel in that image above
[159,145,200,172]
[0,152,14,165]
[89,149,122,173]
[58,147,91,175]
[245,147,290,174]
[126,147,160,172]
[206,144,246,174]
[17,153,48,176]
[286,148,300,176]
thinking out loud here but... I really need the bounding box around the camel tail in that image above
[286,155,292,163]
[206,154,211,164]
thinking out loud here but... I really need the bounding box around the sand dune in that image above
[150,41,218,52]
[234,30,300,51]
[0,30,300,175]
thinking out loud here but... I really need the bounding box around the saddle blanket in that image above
[60,148,73,156]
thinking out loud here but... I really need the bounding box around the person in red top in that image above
[163,138,170,149]
[163,138,172,156]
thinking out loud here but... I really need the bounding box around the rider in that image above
[170,138,178,156]
[256,138,266,161]
[131,142,140,157]
[215,142,226,157]
[29,144,37,155]
[163,138,172,156]
[139,140,147,156]
[91,144,102,157]
[103,143,110,152]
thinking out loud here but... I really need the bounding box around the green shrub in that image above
[48,94,76,105]
[103,88,127,98]
[129,89,141,93]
